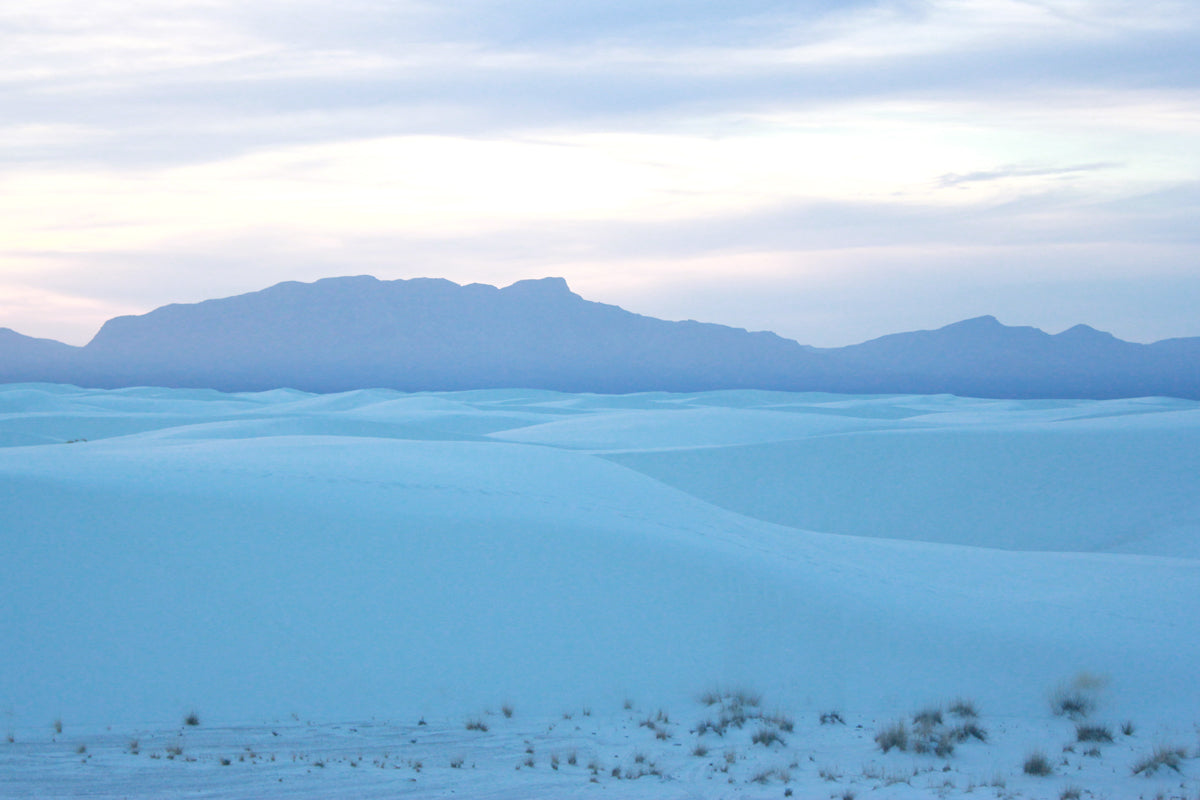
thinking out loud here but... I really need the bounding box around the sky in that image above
[1,0,1198,347]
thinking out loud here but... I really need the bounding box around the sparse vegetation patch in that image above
[1131,744,1187,775]
[1023,750,1053,776]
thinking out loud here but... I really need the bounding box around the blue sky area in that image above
[2,0,1198,346]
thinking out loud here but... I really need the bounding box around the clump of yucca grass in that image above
[1050,672,1106,719]
[184,711,200,727]
[948,698,978,718]
[465,718,488,732]
[950,722,987,743]
[875,720,908,753]
[764,711,794,732]
[912,707,943,727]
[751,727,785,747]
[820,711,845,725]
[1131,744,1187,775]
[912,730,956,757]
[1023,750,1053,776]
[1075,723,1113,743]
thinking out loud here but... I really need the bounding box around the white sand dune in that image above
[1,384,1197,798]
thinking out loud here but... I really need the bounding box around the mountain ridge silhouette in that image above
[2,276,1197,398]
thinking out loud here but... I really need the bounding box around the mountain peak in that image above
[502,277,574,298]
[943,315,1003,331]
[1055,323,1118,342]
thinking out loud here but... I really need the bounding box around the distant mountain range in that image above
[2,276,1198,398]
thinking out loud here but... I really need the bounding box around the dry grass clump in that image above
[875,720,908,753]
[1075,723,1113,743]
[948,698,978,718]
[1050,672,1107,719]
[1131,744,1187,775]
[1023,750,1053,776]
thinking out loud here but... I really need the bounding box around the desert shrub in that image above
[501,704,513,719]
[184,712,200,727]
[465,718,488,732]
[1050,672,1106,719]
[766,712,794,732]
[912,731,955,757]
[751,727,784,747]
[1051,690,1093,718]
[1060,786,1082,800]
[1076,723,1113,743]
[1121,720,1135,736]
[948,698,978,718]
[912,707,943,727]
[951,722,987,742]
[820,711,845,725]
[1131,745,1186,775]
[1023,751,1053,776]
[875,720,908,753]
[691,743,708,757]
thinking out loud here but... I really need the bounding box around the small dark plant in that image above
[751,727,784,747]
[912,707,943,727]
[948,698,978,718]
[184,712,200,727]
[820,711,845,725]
[951,722,987,742]
[1131,745,1186,775]
[1076,723,1113,743]
[1023,751,1053,776]
[875,720,908,753]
